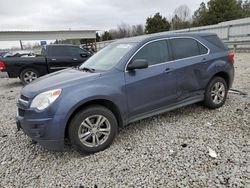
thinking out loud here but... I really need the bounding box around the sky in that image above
[0,0,208,49]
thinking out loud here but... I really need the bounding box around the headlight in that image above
[30,89,62,110]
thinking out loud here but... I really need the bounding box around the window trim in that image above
[125,37,210,72]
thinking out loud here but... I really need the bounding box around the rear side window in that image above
[202,35,228,50]
[68,47,87,57]
[49,46,85,57]
[170,38,207,60]
[49,46,71,56]
[132,40,170,66]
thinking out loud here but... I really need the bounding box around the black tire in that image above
[69,105,118,154]
[19,68,39,85]
[204,77,228,109]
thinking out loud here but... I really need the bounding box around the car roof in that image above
[114,32,216,44]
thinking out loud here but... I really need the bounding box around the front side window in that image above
[170,38,208,60]
[132,40,170,66]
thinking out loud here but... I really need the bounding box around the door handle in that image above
[165,68,171,73]
[72,58,78,61]
[201,58,207,63]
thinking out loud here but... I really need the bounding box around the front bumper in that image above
[16,114,65,151]
[16,98,66,151]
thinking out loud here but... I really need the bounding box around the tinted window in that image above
[49,46,71,56]
[170,38,203,60]
[68,47,87,57]
[198,42,208,54]
[202,35,228,50]
[132,40,170,66]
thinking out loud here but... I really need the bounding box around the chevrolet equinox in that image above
[16,32,235,154]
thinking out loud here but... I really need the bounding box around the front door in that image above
[125,40,177,118]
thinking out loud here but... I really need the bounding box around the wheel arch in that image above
[64,99,123,139]
[211,71,230,89]
[18,65,40,77]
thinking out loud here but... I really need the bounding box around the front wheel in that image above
[204,77,228,109]
[69,105,118,154]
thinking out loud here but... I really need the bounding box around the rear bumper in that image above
[16,114,65,151]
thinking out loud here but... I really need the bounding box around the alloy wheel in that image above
[211,81,226,104]
[23,71,38,83]
[78,115,111,147]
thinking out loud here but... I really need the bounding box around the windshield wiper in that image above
[80,67,95,73]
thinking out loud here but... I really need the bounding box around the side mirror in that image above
[127,59,148,71]
[80,52,90,58]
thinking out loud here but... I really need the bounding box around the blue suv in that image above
[16,32,234,154]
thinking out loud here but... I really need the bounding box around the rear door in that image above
[125,39,177,118]
[47,46,90,72]
[169,37,209,100]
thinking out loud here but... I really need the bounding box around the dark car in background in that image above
[16,32,234,154]
[0,44,92,84]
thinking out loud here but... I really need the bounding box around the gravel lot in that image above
[0,53,249,187]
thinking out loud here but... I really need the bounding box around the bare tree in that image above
[108,23,144,40]
[171,5,191,30]
[174,5,191,22]
[117,22,131,38]
[131,24,144,36]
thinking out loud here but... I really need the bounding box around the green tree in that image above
[192,0,247,27]
[145,12,170,34]
[192,2,208,26]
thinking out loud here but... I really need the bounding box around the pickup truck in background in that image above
[0,44,92,84]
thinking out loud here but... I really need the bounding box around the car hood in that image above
[21,68,100,98]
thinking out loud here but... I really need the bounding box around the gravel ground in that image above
[0,53,249,187]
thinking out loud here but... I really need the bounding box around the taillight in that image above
[229,51,234,63]
[0,60,6,71]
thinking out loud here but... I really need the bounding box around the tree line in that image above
[101,0,250,41]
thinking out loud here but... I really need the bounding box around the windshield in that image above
[79,43,135,71]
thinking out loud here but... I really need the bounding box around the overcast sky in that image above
[0,0,208,49]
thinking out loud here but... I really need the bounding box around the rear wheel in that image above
[20,68,39,85]
[69,105,118,154]
[204,77,228,109]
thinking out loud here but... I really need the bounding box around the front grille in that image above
[20,95,29,101]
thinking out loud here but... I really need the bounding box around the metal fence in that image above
[96,17,250,51]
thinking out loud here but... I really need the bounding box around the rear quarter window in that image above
[202,35,228,50]
[170,38,208,60]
